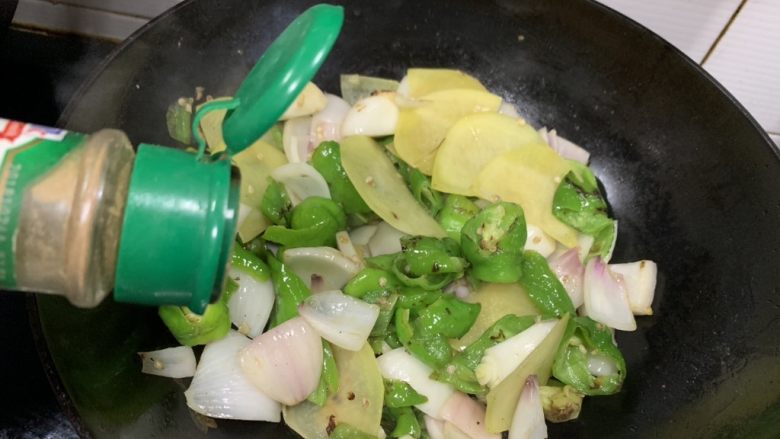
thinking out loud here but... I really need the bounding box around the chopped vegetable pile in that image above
[150,68,658,438]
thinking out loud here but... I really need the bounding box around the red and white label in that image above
[0,118,67,151]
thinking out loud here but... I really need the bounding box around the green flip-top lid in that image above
[113,4,344,314]
[223,3,344,155]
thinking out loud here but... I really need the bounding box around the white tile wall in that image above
[12,0,181,40]
[702,0,780,135]
[10,0,780,147]
[597,0,742,62]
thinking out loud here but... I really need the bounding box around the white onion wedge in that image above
[587,354,619,377]
[341,93,399,137]
[425,415,446,439]
[499,101,520,118]
[396,75,410,97]
[310,93,351,145]
[282,116,313,163]
[239,317,323,406]
[576,234,595,262]
[282,246,362,292]
[475,320,558,389]
[184,331,281,421]
[509,375,547,439]
[227,267,275,338]
[538,127,590,164]
[139,346,196,378]
[547,248,585,308]
[610,260,657,316]
[336,230,363,265]
[299,290,380,351]
[280,82,327,120]
[377,348,455,418]
[349,224,379,246]
[439,392,499,439]
[367,221,408,256]
[583,257,636,331]
[524,224,556,257]
[271,162,330,206]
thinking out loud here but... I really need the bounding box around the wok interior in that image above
[43,0,780,437]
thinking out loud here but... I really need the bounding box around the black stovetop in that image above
[0,27,115,439]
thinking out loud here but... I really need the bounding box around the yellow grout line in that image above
[700,0,749,65]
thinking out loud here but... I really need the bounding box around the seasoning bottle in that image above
[0,118,240,313]
[0,4,344,314]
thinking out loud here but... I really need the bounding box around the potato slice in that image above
[431,113,543,196]
[280,82,327,120]
[484,315,569,433]
[341,136,446,237]
[394,89,502,174]
[474,144,578,247]
[453,283,540,351]
[402,68,487,98]
[200,106,288,242]
[283,344,382,438]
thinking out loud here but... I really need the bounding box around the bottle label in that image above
[0,118,86,287]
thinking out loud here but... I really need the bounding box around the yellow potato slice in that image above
[283,344,383,438]
[200,106,288,241]
[341,136,446,237]
[452,283,540,351]
[404,68,487,97]
[474,144,578,247]
[485,315,569,433]
[394,89,502,174]
[430,113,543,195]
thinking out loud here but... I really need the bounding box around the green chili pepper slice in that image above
[461,201,527,283]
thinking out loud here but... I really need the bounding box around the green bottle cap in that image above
[221,3,344,155]
[113,4,344,313]
[114,145,240,314]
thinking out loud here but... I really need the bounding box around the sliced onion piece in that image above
[227,267,275,338]
[583,257,636,331]
[282,116,313,163]
[185,331,281,421]
[538,127,590,165]
[547,248,585,308]
[282,246,362,292]
[377,348,455,418]
[139,346,196,378]
[476,320,558,389]
[610,260,657,316]
[576,234,594,261]
[444,277,471,299]
[440,392,499,439]
[299,290,380,351]
[336,230,363,265]
[367,221,408,256]
[271,162,330,206]
[587,353,619,377]
[552,130,590,165]
[396,75,410,97]
[425,415,446,439]
[524,224,556,257]
[280,82,327,120]
[499,101,520,118]
[239,317,323,406]
[341,93,399,137]
[310,93,351,146]
[509,375,547,439]
[349,224,379,246]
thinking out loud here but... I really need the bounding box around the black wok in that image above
[33,0,780,437]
